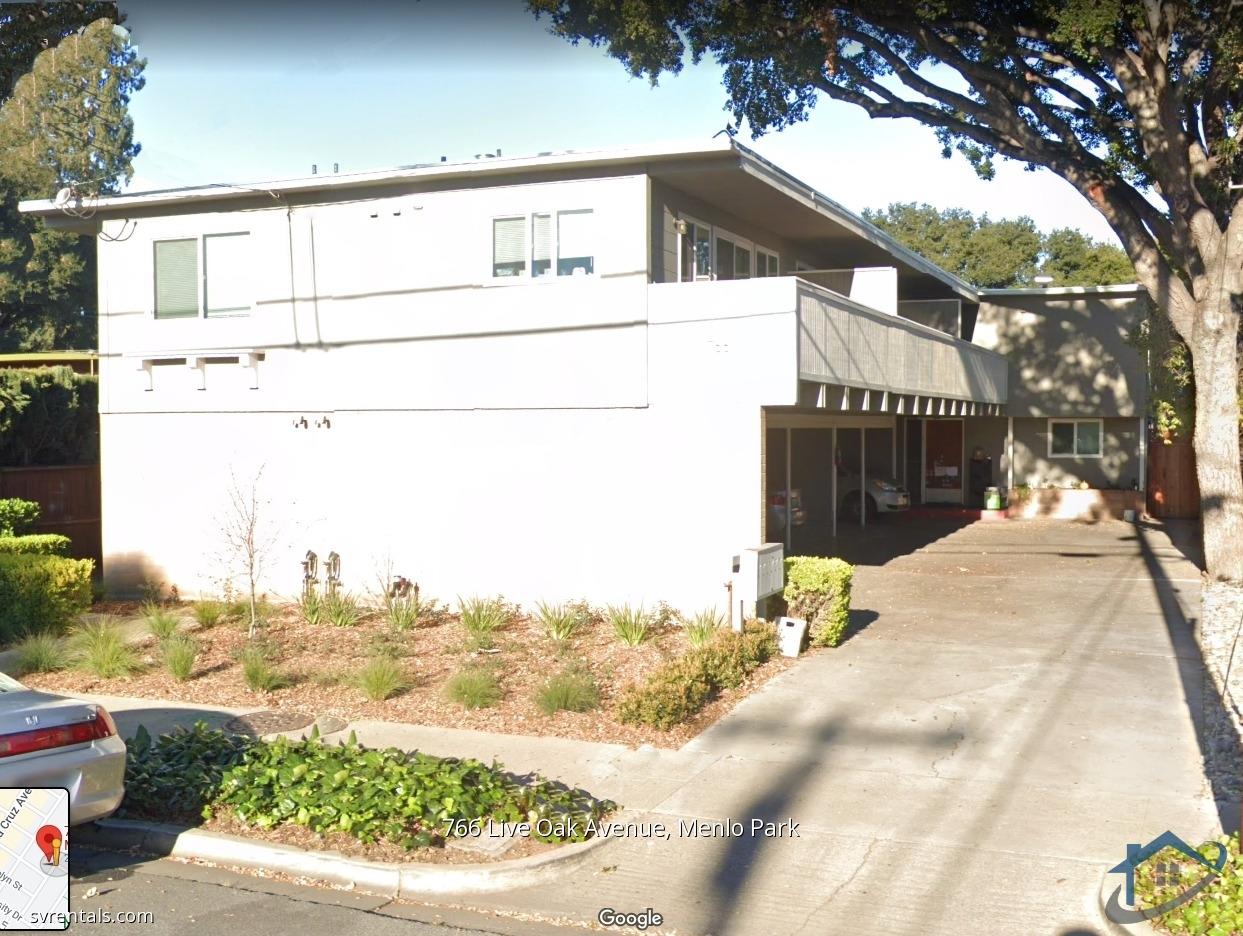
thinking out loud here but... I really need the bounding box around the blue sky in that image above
[120,0,1119,243]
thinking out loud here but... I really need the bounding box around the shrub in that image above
[0,554,93,642]
[617,623,778,729]
[355,656,409,701]
[684,608,724,649]
[70,618,142,679]
[536,668,600,715]
[783,556,854,648]
[299,590,324,626]
[0,498,40,536]
[458,596,508,650]
[535,600,590,642]
[323,591,364,628]
[608,603,653,647]
[238,645,291,692]
[120,723,254,822]
[445,665,502,709]
[12,631,68,675]
[143,602,181,641]
[162,634,199,682]
[192,599,225,628]
[0,534,72,556]
[385,594,420,631]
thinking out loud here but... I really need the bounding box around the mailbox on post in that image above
[730,543,784,630]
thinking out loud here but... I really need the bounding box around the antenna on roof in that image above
[713,122,737,139]
[311,164,318,175]
[333,163,339,173]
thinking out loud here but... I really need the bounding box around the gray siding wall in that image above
[1012,416,1142,489]
[973,293,1149,417]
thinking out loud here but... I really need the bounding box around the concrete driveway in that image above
[469,518,1218,935]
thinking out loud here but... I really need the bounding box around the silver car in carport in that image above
[0,673,125,825]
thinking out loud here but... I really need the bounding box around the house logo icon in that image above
[1105,831,1228,924]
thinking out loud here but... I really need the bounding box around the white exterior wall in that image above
[96,176,801,611]
[845,266,898,315]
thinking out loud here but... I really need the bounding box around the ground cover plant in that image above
[121,722,617,852]
[1131,833,1241,936]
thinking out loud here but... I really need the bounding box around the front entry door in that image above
[924,419,964,504]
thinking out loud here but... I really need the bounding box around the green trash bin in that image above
[984,486,1004,510]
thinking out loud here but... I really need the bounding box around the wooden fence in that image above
[1146,436,1200,519]
[0,465,101,566]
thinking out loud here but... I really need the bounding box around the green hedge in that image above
[0,367,98,466]
[617,624,777,730]
[784,556,854,647]
[0,535,72,556]
[0,553,93,641]
[0,499,40,537]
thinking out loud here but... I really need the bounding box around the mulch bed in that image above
[22,602,795,748]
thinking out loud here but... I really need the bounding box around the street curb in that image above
[1098,873,1163,936]
[75,817,610,898]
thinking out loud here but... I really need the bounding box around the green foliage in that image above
[11,630,67,675]
[608,603,653,647]
[120,722,253,822]
[535,600,591,642]
[684,608,724,649]
[617,623,777,729]
[354,656,409,702]
[0,534,71,556]
[445,665,503,710]
[161,633,198,682]
[783,557,854,648]
[385,593,421,632]
[142,602,180,640]
[0,367,98,466]
[0,552,92,641]
[536,667,600,715]
[209,731,616,848]
[299,590,324,626]
[0,498,39,536]
[0,15,145,351]
[70,617,141,678]
[1132,833,1240,935]
[1039,227,1136,285]
[192,599,225,629]
[238,645,291,693]
[323,591,365,628]
[457,596,509,650]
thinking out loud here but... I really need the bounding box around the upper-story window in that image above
[492,210,595,280]
[154,233,252,319]
[677,216,779,281]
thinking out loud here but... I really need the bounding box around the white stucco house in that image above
[19,139,1150,613]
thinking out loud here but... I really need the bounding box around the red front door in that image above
[924,419,963,503]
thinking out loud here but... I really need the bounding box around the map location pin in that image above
[36,825,62,866]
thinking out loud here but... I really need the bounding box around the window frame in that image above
[1047,418,1104,459]
[755,245,781,278]
[153,232,253,320]
[489,209,597,284]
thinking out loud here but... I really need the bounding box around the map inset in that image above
[0,788,69,930]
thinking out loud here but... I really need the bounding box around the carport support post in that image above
[1006,417,1014,492]
[785,428,792,551]
[831,427,838,538]
[860,428,867,529]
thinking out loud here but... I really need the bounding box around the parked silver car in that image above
[0,673,126,825]
[839,474,911,520]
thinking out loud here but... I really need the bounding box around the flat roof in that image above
[978,284,1145,297]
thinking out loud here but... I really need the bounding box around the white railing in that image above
[796,280,1008,404]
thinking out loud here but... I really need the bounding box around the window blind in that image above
[205,232,252,316]
[493,217,526,277]
[557,210,593,275]
[532,213,552,277]
[154,239,199,318]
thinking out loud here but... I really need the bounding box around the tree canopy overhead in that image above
[530,0,1243,581]
[861,202,1134,287]
[0,4,143,352]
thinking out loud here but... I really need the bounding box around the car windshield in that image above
[0,672,25,692]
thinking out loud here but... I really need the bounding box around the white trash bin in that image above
[777,617,808,658]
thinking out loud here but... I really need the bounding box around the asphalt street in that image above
[68,846,571,936]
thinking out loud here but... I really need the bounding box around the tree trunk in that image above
[1190,310,1243,583]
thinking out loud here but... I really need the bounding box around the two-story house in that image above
[20,139,1148,611]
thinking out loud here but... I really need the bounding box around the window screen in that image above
[205,233,251,316]
[715,237,735,280]
[1075,421,1101,456]
[557,209,593,276]
[532,213,552,278]
[154,239,199,318]
[1050,422,1076,456]
[492,217,526,277]
[734,243,751,279]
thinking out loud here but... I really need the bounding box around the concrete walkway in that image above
[63,519,1217,935]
